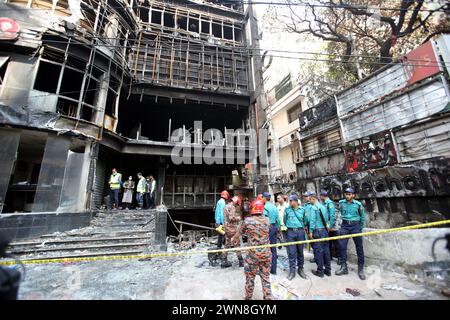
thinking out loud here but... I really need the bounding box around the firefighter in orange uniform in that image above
[236,200,273,300]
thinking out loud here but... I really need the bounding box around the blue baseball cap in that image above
[320,190,329,196]
[262,192,271,199]
[289,194,299,202]
[309,192,318,198]
[303,191,312,197]
[344,188,355,194]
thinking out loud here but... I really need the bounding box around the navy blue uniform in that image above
[284,206,307,273]
[309,202,331,274]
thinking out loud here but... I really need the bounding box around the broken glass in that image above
[32,135,70,212]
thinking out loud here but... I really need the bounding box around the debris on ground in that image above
[382,284,420,298]
[346,288,361,296]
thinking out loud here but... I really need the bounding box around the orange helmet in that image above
[250,200,265,215]
[231,196,241,206]
[256,194,263,201]
[220,190,230,200]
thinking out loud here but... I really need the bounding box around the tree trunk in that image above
[380,39,394,65]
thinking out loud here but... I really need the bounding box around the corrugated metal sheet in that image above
[337,63,408,117]
[301,128,342,158]
[337,41,441,118]
[395,115,450,162]
[340,77,450,142]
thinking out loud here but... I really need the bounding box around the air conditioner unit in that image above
[290,133,299,142]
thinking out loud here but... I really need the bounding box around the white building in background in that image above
[265,74,305,194]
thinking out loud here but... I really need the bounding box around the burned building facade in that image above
[297,37,450,227]
[0,0,262,229]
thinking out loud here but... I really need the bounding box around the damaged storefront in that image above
[297,37,450,227]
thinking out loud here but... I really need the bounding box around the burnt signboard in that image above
[298,158,450,199]
[299,97,337,131]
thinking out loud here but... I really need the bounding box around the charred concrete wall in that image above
[0,0,256,214]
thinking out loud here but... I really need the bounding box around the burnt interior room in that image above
[116,95,249,141]
[166,209,215,236]
[98,147,162,207]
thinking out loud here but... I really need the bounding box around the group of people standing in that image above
[214,188,367,300]
[108,168,157,210]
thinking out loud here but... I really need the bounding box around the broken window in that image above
[83,76,99,107]
[58,149,86,212]
[212,22,222,38]
[177,16,187,30]
[201,20,210,34]
[139,6,150,23]
[34,60,61,94]
[164,12,175,28]
[223,24,233,40]
[189,14,199,32]
[234,28,242,42]
[32,135,70,212]
[60,67,83,100]
[80,104,94,122]
[151,10,162,25]
[287,104,301,124]
[56,97,78,118]
[105,87,118,117]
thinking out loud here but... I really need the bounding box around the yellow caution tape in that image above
[0,219,449,266]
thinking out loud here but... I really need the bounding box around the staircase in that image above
[6,210,158,261]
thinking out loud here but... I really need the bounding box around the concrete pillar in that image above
[91,73,109,126]
[157,156,166,206]
[75,141,94,212]
[154,156,167,251]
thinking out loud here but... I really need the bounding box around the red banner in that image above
[402,41,441,86]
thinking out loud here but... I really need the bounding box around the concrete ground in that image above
[14,244,448,300]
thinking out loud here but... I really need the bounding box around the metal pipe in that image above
[174,220,215,231]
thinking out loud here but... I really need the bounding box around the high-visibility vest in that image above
[109,173,122,190]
